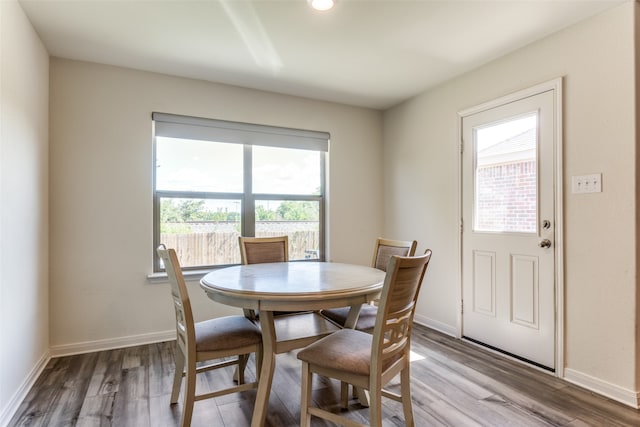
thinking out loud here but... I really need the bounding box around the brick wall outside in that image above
[476,160,537,232]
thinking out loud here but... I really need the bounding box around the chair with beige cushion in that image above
[297,250,432,427]
[321,237,417,332]
[157,244,263,427]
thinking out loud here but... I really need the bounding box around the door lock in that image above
[539,239,552,249]
[542,220,551,230]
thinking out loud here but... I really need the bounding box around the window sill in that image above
[147,259,319,284]
[147,269,211,284]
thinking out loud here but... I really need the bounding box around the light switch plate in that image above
[572,173,602,194]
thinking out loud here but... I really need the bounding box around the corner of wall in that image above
[634,0,640,398]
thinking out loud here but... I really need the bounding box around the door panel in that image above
[511,254,538,327]
[473,250,495,316]
[462,90,556,370]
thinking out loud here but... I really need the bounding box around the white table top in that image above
[200,261,385,305]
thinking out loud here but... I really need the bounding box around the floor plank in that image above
[8,326,640,426]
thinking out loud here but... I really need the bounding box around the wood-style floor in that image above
[9,325,640,426]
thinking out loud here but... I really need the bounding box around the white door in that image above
[461,89,556,370]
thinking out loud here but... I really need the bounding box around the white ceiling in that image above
[19,0,625,109]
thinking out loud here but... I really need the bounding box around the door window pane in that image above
[474,114,537,233]
[255,200,320,260]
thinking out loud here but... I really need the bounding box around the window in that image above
[474,113,538,233]
[153,113,328,271]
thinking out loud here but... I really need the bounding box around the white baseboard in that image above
[413,314,457,337]
[0,350,51,427]
[563,368,639,409]
[49,330,176,358]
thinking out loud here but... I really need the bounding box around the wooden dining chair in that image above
[239,235,308,319]
[157,245,263,427]
[239,235,289,265]
[321,237,417,331]
[297,250,432,427]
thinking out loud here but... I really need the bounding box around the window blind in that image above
[152,112,329,152]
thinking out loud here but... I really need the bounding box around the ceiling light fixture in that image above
[308,0,335,11]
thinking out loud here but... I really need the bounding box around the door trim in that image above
[456,78,564,377]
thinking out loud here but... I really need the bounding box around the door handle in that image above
[539,239,552,249]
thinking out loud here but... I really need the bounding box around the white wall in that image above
[384,2,638,405]
[0,0,50,423]
[48,59,383,351]
[635,0,640,396]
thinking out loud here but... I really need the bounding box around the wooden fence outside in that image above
[161,230,319,267]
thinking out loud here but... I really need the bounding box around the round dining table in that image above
[200,261,385,427]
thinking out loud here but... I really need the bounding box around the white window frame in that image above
[152,112,329,272]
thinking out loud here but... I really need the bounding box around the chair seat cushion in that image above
[195,316,262,352]
[297,329,372,376]
[321,304,378,331]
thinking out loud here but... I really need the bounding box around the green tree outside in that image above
[161,199,318,233]
[276,201,319,220]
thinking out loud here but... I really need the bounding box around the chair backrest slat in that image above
[372,238,417,271]
[239,236,289,265]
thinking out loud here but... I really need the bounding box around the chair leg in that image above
[255,345,263,379]
[355,387,370,407]
[180,360,197,427]
[233,365,240,384]
[237,354,248,384]
[300,362,312,427]
[400,366,415,427]
[170,348,185,404]
[369,385,383,427]
[340,381,349,408]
